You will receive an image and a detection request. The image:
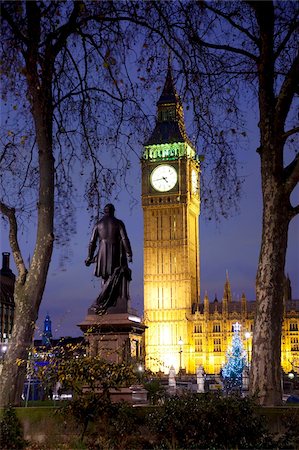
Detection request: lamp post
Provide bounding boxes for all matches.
[137,364,143,383]
[178,337,183,377]
[244,331,251,365]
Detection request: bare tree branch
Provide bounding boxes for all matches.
[274,13,299,60]
[0,202,27,283]
[275,51,299,127]
[189,33,258,62]
[282,126,299,141]
[203,2,259,45]
[290,203,299,219]
[1,4,28,47]
[284,153,299,196]
[46,1,82,59]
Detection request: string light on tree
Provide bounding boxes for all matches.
[222,322,247,392]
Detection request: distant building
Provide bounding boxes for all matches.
[42,314,53,346]
[24,315,85,401]
[191,273,299,375]
[0,252,15,355]
[142,65,299,375]
[35,314,84,353]
[34,334,84,353]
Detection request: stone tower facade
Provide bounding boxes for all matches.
[142,66,201,373]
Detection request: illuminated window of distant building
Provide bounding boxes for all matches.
[291,337,299,351]
[214,338,221,352]
[290,322,298,331]
[213,323,221,333]
[195,338,202,352]
[194,325,202,333]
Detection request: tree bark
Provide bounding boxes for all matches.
[0,121,54,407]
[0,286,38,405]
[248,1,290,406]
[250,172,289,405]
[0,144,54,406]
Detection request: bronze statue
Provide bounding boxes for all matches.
[85,204,133,313]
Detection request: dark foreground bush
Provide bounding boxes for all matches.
[10,394,299,449]
[277,408,299,449]
[84,402,155,450]
[0,405,28,449]
[147,393,276,449]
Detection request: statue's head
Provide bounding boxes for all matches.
[104,203,115,216]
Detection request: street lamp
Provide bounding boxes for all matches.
[137,364,144,383]
[1,344,7,362]
[244,331,251,365]
[178,337,183,376]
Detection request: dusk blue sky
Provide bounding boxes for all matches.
[1,3,298,342]
[2,103,298,339]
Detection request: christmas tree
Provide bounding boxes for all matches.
[222,322,247,392]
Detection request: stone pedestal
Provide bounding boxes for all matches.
[78,306,146,365]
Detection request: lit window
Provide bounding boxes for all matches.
[214,338,221,352]
[195,338,202,352]
[291,337,299,351]
[213,324,221,333]
[194,325,202,333]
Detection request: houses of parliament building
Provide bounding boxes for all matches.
[141,65,299,376]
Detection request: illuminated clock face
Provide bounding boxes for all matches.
[192,169,198,194]
[150,164,178,192]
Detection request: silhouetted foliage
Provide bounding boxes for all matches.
[0,405,27,449]
[147,393,276,449]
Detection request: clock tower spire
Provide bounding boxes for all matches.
[142,64,201,374]
[144,63,192,149]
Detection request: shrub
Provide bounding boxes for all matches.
[0,405,27,450]
[144,379,166,405]
[277,409,299,449]
[62,392,113,441]
[147,393,276,449]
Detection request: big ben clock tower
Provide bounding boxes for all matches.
[142,66,201,373]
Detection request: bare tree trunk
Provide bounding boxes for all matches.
[0,237,54,406]
[0,167,54,405]
[0,53,54,406]
[0,289,36,405]
[250,159,289,405]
